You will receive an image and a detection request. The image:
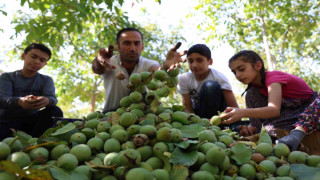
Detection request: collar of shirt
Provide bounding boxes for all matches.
[117,55,141,67]
[115,55,141,75]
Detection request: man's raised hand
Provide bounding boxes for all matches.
[163,42,187,71]
[97,45,116,69]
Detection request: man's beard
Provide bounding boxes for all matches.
[122,53,140,63]
[124,57,139,63]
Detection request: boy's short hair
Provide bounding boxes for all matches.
[24,43,52,60]
[187,44,211,60]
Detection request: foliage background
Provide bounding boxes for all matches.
[0,0,319,118]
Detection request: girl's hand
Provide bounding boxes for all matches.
[238,125,257,136]
[220,107,244,124]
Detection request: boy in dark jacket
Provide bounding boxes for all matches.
[0,43,63,140]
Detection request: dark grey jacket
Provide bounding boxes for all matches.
[0,70,57,121]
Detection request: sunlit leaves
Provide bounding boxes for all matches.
[194,0,320,90]
[0,9,7,16]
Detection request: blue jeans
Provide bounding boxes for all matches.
[194,81,227,119]
[0,106,63,140]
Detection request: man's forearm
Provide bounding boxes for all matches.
[46,96,58,107]
[0,97,19,110]
[185,106,195,114]
[0,75,19,110]
[182,95,194,114]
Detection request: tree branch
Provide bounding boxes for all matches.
[278,25,291,61]
[67,33,85,59]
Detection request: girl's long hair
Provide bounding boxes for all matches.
[229,50,266,96]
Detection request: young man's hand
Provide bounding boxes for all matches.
[97,45,117,70]
[18,95,49,110]
[34,96,50,109]
[163,42,187,71]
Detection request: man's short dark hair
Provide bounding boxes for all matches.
[116,28,143,43]
[187,44,211,60]
[24,43,52,60]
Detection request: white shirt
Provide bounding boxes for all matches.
[102,55,159,112]
[177,68,232,108]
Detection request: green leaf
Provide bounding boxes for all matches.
[49,167,71,180]
[38,124,64,142]
[14,130,33,148]
[44,3,51,9]
[118,0,124,6]
[0,161,53,180]
[169,147,198,166]
[54,128,79,142]
[0,160,26,177]
[258,125,272,145]
[177,124,206,138]
[26,169,54,180]
[15,24,25,33]
[156,153,171,172]
[0,10,7,16]
[169,165,189,180]
[230,143,252,165]
[114,6,121,15]
[14,130,32,140]
[76,23,83,34]
[50,123,76,136]
[70,170,89,180]
[290,164,320,180]
[49,166,89,180]
[20,0,27,6]
[174,141,190,149]
[95,0,103,5]
[167,142,175,152]
[104,0,113,10]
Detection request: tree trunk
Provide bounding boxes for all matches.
[91,82,97,112]
[260,14,276,70]
[91,79,103,112]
